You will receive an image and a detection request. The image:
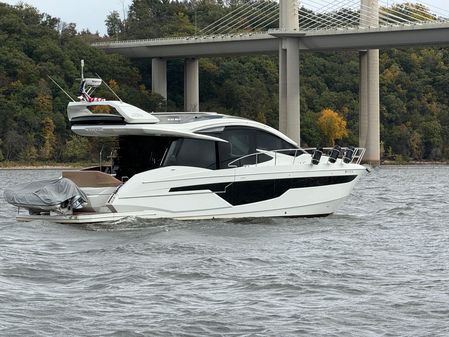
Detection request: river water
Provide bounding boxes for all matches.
[0,167,448,336]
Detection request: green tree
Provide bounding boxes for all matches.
[63,135,91,161]
[105,11,124,38]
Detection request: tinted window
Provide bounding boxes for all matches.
[220,127,256,156]
[199,126,297,168]
[228,132,251,156]
[220,127,295,153]
[163,138,216,169]
[217,142,233,169]
[255,130,292,150]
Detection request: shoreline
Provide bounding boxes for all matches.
[1,161,449,170]
[380,160,449,166]
[0,162,95,170]
[0,166,83,170]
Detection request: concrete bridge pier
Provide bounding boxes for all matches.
[279,38,301,144]
[279,0,300,144]
[359,0,380,165]
[359,50,380,165]
[184,58,199,112]
[151,58,167,99]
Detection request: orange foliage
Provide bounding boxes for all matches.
[34,94,52,113]
[318,108,348,146]
[108,79,119,92]
[40,116,56,159]
[89,105,112,114]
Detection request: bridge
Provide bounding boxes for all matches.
[94,0,449,165]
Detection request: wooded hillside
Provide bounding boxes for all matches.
[1,1,449,162]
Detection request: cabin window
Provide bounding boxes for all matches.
[217,142,234,169]
[219,126,295,154]
[228,132,252,156]
[115,136,174,179]
[255,130,293,151]
[163,138,217,169]
[198,126,299,168]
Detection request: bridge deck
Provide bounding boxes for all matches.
[94,23,449,58]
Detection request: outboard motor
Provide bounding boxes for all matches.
[311,147,323,165]
[328,145,341,163]
[343,146,355,163]
[71,195,86,210]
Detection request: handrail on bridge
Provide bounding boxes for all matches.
[92,31,272,47]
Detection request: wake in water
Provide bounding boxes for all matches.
[1,167,449,336]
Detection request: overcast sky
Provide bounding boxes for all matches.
[2,0,133,35]
[2,0,449,36]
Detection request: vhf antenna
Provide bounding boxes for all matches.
[96,73,123,102]
[81,59,84,80]
[48,76,76,102]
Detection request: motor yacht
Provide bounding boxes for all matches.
[4,71,367,224]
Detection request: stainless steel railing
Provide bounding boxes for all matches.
[228,147,366,168]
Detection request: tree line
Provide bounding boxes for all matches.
[1,1,449,163]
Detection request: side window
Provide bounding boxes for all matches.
[197,126,298,169]
[217,142,233,169]
[221,127,256,156]
[255,130,294,150]
[163,139,216,169]
[228,133,251,156]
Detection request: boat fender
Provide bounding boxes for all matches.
[343,146,355,163]
[311,147,323,165]
[328,145,341,163]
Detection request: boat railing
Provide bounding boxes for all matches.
[227,151,274,168]
[228,147,366,168]
[302,147,366,165]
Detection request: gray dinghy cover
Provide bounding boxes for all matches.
[4,178,88,211]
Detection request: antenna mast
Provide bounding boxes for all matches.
[48,76,76,102]
[96,73,123,102]
[81,59,85,80]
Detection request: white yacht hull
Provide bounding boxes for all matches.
[16,197,347,224]
[16,160,366,224]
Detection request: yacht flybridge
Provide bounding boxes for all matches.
[5,65,367,224]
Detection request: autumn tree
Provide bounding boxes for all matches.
[317,108,348,146]
[40,116,56,160]
[34,93,52,113]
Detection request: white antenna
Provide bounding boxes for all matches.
[48,76,76,102]
[96,73,123,102]
[81,59,85,80]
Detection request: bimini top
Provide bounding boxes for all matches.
[68,100,296,146]
[68,100,160,124]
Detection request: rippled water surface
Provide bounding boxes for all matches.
[1,167,449,336]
